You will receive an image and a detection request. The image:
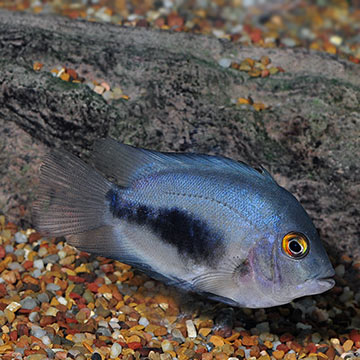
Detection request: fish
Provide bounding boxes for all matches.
[33,138,335,308]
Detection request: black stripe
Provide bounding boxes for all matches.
[106,188,224,263]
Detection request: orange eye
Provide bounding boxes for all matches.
[282,232,309,259]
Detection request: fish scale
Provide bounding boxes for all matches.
[127,170,282,245]
[34,138,335,308]
[106,185,225,265]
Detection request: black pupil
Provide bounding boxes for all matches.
[289,239,302,254]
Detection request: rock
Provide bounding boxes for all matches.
[37,292,50,303]
[172,328,185,343]
[311,333,321,343]
[272,341,282,350]
[5,301,21,312]
[67,349,81,358]
[343,340,354,352]
[91,353,102,360]
[14,347,25,355]
[161,340,174,352]
[109,319,120,329]
[296,322,312,330]
[14,232,27,243]
[340,287,354,303]
[43,254,59,264]
[38,248,48,257]
[30,326,47,338]
[20,297,38,310]
[110,342,122,358]
[144,281,155,289]
[160,353,172,360]
[59,255,75,266]
[4,309,15,323]
[45,348,55,359]
[14,248,25,257]
[25,354,48,360]
[95,305,111,318]
[33,259,44,270]
[218,58,232,68]
[41,335,51,345]
[256,322,270,333]
[8,262,24,271]
[210,335,225,347]
[32,269,42,278]
[281,37,296,47]
[312,307,329,322]
[96,327,112,337]
[45,307,59,317]
[186,319,197,338]
[72,284,85,295]
[2,271,17,284]
[273,350,285,360]
[83,289,95,304]
[5,245,14,253]
[46,283,60,292]
[260,333,274,342]
[29,312,40,322]
[72,333,86,344]
[335,264,345,277]
[139,316,150,327]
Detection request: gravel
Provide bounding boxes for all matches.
[0,168,359,359]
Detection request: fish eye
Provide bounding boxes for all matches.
[282,232,309,259]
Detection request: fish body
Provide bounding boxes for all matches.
[34,138,335,308]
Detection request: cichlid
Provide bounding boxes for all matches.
[34,138,335,308]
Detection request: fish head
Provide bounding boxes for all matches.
[241,189,335,308]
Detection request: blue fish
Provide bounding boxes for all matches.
[34,138,335,308]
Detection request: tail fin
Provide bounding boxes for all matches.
[33,150,112,237]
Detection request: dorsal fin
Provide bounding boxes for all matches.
[90,138,276,187]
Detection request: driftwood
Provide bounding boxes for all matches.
[0,9,359,259]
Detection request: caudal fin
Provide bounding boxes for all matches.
[33,150,112,237]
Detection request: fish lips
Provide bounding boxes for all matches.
[307,277,335,293]
[272,268,335,305]
[299,271,336,297]
[271,276,335,307]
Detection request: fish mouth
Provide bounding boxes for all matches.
[308,267,335,289]
[313,277,335,289]
[276,277,335,304]
[303,275,335,295]
[285,272,335,301]
[315,268,336,289]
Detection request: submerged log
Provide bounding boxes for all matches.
[0,9,359,258]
